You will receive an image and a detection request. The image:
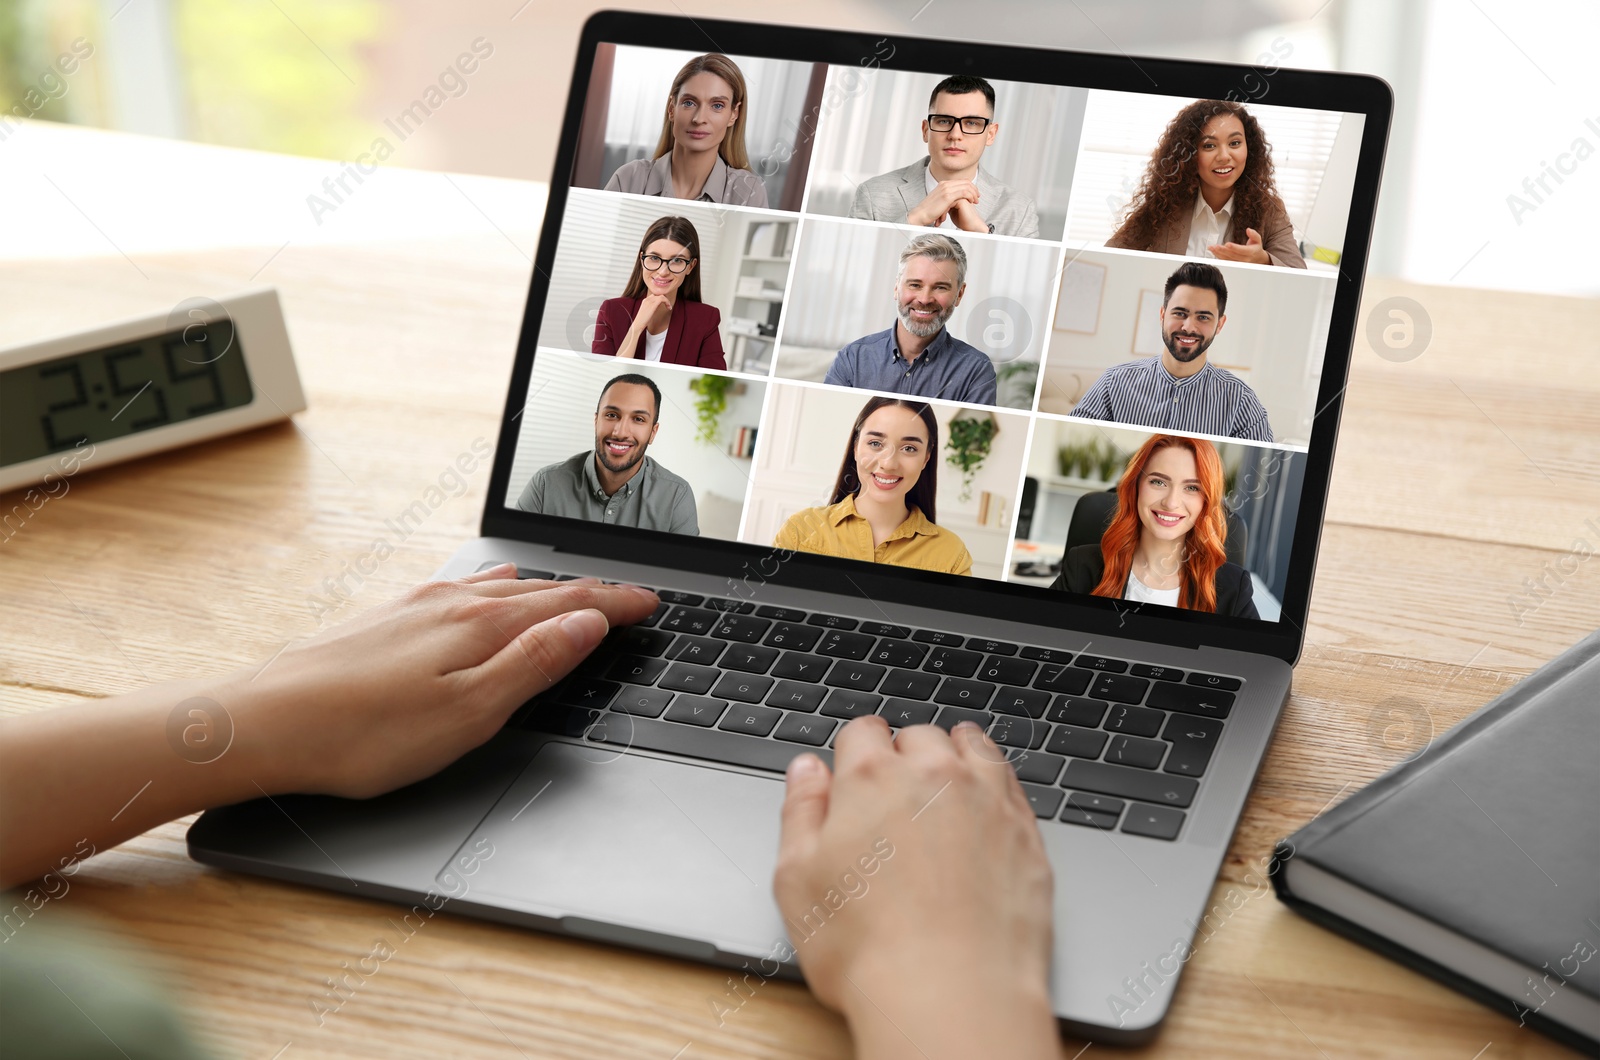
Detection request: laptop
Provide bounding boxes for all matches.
[190,12,1391,1043]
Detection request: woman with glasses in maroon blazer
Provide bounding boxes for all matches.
[592,215,727,371]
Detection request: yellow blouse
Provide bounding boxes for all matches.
[773,495,973,576]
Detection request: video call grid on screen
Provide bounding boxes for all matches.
[505,39,1366,626]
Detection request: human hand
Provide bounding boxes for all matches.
[773,717,1058,1059]
[0,565,658,887]
[1208,227,1271,264]
[229,564,659,798]
[907,180,979,228]
[947,195,990,233]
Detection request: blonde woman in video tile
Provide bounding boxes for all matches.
[774,396,972,575]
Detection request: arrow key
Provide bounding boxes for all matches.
[1120,802,1186,841]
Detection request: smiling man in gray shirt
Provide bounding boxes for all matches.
[516,373,699,534]
[823,233,998,407]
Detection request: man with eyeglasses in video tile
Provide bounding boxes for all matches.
[849,75,1040,239]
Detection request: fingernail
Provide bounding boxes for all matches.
[557,608,608,649]
[954,720,984,734]
[787,753,821,779]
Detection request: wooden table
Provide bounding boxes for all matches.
[3,123,1595,1059]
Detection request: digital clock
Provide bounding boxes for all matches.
[0,288,306,492]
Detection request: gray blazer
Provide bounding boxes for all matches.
[849,158,1040,239]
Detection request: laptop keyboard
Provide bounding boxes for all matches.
[488,565,1242,842]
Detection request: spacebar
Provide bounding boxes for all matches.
[590,715,835,773]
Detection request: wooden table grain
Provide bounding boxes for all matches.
[2,125,1594,1059]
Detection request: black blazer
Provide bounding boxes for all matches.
[1049,544,1260,620]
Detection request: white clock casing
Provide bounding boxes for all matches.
[0,287,306,493]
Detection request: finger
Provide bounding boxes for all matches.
[459,562,517,584]
[455,575,610,599]
[469,606,613,716]
[890,721,958,760]
[1246,227,1262,245]
[777,753,833,867]
[948,720,1009,768]
[832,714,893,773]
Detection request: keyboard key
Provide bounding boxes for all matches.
[718,704,782,737]
[1090,673,1151,705]
[518,703,601,736]
[881,668,938,699]
[990,685,1050,718]
[1021,646,1073,664]
[1061,760,1198,808]
[1035,664,1092,696]
[1045,725,1107,759]
[935,678,996,709]
[1046,697,1108,728]
[657,590,705,606]
[977,656,1037,685]
[1104,704,1165,737]
[772,652,831,682]
[1009,750,1066,784]
[1020,783,1064,818]
[1148,682,1235,719]
[764,622,822,652]
[585,716,832,773]
[704,597,755,613]
[825,660,886,692]
[553,574,583,581]
[1161,714,1225,777]
[988,716,1050,750]
[766,680,826,713]
[860,621,912,638]
[613,684,673,718]
[1066,792,1125,816]
[605,655,668,685]
[821,689,881,719]
[1187,671,1242,691]
[933,706,993,731]
[923,646,982,677]
[661,606,718,636]
[815,630,875,661]
[712,673,775,704]
[882,699,937,727]
[638,601,671,628]
[774,713,836,746]
[869,639,927,669]
[556,678,619,710]
[806,613,859,630]
[1060,807,1119,829]
[755,605,806,622]
[1105,735,1167,770]
[663,696,727,727]
[668,636,726,667]
[712,614,772,643]
[1121,803,1186,841]
[722,644,779,674]
[1075,655,1129,674]
[1131,664,1184,682]
[966,638,1019,656]
[911,629,965,646]
[619,626,675,657]
[658,663,719,696]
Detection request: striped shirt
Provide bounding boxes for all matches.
[1070,357,1274,442]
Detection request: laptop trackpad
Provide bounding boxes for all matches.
[443,740,789,957]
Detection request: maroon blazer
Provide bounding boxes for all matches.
[592,296,727,370]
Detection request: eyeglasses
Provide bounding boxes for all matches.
[927,114,992,134]
[640,252,693,273]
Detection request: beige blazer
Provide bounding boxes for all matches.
[850,158,1041,239]
[1108,196,1306,268]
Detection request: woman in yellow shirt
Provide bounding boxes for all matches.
[774,396,974,576]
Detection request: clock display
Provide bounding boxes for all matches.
[0,320,254,465]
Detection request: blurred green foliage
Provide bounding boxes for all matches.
[176,0,385,159]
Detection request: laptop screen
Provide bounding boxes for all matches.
[502,38,1367,630]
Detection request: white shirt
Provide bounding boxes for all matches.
[642,327,666,362]
[1186,192,1235,259]
[924,165,960,231]
[1124,569,1180,607]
